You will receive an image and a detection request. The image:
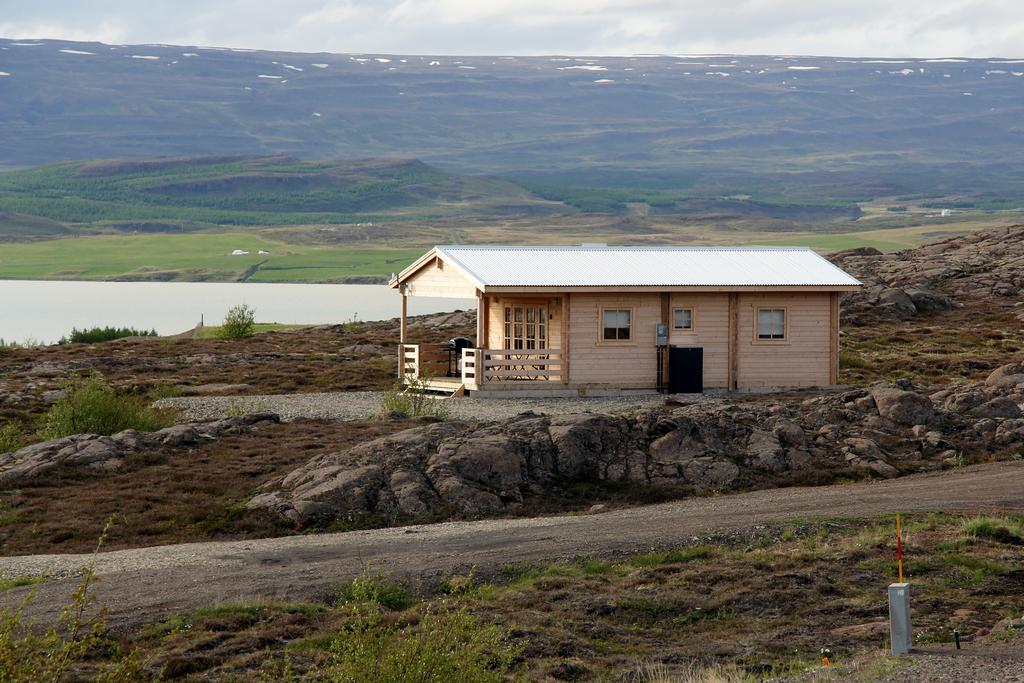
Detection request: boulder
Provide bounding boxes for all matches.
[904,287,952,312]
[429,435,526,501]
[870,384,935,425]
[844,437,883,459]
[986,362,1024,388]
[649,425,707,464]
[971,397,1022,420]
[746,429,785,473]
[995,420,1024,446]
[944,391,986,413]
[683,457,740,490]
[0,414,281,485]
[869,461,898,479]
[153,424,210,447]
[288,464,385,520]
[877,288,917,317]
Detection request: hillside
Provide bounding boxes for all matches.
[0,156,563,238]
[1,39,1023,206]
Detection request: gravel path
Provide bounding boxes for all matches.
[157,390,695,423]
[880,640,1024,682]
[2,461,1023,631]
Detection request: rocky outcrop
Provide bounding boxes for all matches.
[870,382,935,425]
[250,368,1024,526]
[833,225,1024,324]
[0,413,280,485]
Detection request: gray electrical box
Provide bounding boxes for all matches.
[656,323,668,346]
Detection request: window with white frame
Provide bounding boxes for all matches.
[757,308,786,340]
[673,308,693,331]
[602,309,631,341]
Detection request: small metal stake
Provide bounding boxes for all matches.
[953,628,961,650]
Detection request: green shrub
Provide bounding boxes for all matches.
[0,422,25,454]
[340,314,368,334]
[379,375,449,419]
[38,372,176,439]
[961,516,1023,543]
[59,326,158,344]
[0,519,142,681]
[320,602,519,682]
[628,546,714,568]
[217,303,256,339]
[839,351,868,369]
[336,572,413,611]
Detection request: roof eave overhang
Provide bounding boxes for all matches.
[482,284,863,294]
[390,247,438,289]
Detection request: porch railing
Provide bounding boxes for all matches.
[400,343,450,379]
[464,348,562,384]
[403,345,563,386]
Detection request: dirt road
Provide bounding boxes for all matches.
[3,461,1023,629]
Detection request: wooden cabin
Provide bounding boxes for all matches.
[390,245,862,397]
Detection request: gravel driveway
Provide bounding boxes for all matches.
[3,461,1023,632]
[157,390,699,423]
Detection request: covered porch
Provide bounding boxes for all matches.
[400,343,563,394]
[393,249,568,395]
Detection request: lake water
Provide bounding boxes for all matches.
[0,280,475,344]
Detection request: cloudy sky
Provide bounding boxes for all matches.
[2,0,1022,57]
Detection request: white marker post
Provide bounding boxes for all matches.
[889,582,912,654]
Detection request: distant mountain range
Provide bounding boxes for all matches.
[0,39,1023,204]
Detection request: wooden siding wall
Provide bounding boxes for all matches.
[404,258,478,298]
[568,293,661,387]
[668,293,730,389]
[563,291,834,390]
[735,292,832,387]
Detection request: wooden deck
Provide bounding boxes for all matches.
[401,343,565,396]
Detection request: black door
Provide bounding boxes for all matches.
[669,346,703,394]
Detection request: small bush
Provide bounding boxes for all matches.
[217,303,256,339]
[0,421,25,454]
[0,338,46,352]
[634,660,749,683]
[628,546,714,568]
[0,518,141,681]
[379,375,449,419]
[340,314,368,334]
[321,602,518,682]
[59,326,158,345]
[38,372,176,439]
[961,516,1023,544]
[336,571,413,611]
[839,351,868,369]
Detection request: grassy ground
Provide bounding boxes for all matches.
[35,512,1024,680]
[0,420,417,555]
[839,305,1024,387]
[191,323,309,339]
[2,199,1021,282]
[0,233,422,282]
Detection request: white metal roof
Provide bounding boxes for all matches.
[425,245,862,289]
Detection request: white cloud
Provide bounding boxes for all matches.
[0,1,1021,57]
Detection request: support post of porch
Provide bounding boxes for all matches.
[400,287,408,344]
[476,289,485,349]
[399,287,408,379]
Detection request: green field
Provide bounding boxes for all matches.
[0,233,421,282]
